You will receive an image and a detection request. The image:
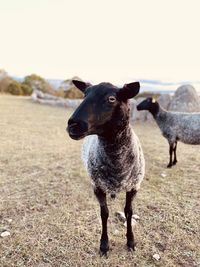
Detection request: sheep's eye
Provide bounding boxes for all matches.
[108,96,116,103]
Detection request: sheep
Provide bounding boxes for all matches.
[137,97,200,167]
[67,80,145,256]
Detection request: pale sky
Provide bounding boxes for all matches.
[0,0,199,84]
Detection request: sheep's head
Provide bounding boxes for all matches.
[67,80,140,140]
[137,97,159,114]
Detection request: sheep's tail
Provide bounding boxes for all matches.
[110,193,116,199]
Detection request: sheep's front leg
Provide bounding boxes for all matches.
[124,189,137,251]
[94,187,109,256]
[173,141,178,165]
[167,143,174,168]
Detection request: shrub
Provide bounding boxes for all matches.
[23,74,56,95]
[136,92,161,99]
[7,81,23,95]
[64,86,84,99]
[21,84,33,95]
[56,88,66,98]
[0,77,12,93]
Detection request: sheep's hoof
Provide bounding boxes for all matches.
[127,240,135,252]
[110,193,116,199]
[167,163,172,168]
[99,249,108,257]
[100,240,109,257]
[173,160,177,165]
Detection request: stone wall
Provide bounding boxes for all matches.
[32,84,200,122]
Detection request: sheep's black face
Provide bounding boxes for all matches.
[137,97,159,116]
[137,97,154,110]
[67,80,140,140]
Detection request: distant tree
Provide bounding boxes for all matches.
[0,69,13,93]
[64,87,84,99]
[23,74,56,95]
[0,69,8,80]
[57,76,84,99]
[56,88,65,98]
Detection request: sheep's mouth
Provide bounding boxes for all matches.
[68,131,87,140]
[67,120,88,140]
[67,126,88,140]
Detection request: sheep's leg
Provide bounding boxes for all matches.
[94,187,109,256]
[124,188,137,251]
[167,143,173,168]
[173,141,178,165]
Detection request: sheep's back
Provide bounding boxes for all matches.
[173,113,200,144]
[156,111,200,145]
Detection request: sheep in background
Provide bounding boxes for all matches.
[137,97,200,167]
[67,80,145,256]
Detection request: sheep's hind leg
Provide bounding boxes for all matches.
[94,187,109,257]
[167,143,174,168]
[124,189,137,251]
[173,141,178,165]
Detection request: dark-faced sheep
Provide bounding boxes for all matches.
[137,97,200,167]
[67,80,145,256]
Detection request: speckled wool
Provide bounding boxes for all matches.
[82,126,145,194]
[154,106,200,145]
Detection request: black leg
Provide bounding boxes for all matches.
[124,189,137,251]
[94,187,109,256]
[173,141,178,165]
[167,143,173,168]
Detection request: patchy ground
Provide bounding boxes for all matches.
[0,95,200,267]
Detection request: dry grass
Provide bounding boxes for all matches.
[0,95,200,267]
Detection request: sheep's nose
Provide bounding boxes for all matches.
[67,118,88,139]
[68,118,78,128]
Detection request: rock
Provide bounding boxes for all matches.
[152,253,161,261]
[116,212,140,225]
[1,231,10,237]
[161,173,167,178]
[5,218,12,223]
[31,89,82,109]
[157,94,172,110]
[132,219,137,227]
[115,211,126,222]
[132,214,140,220]
[123,218,137,228]
[113,229,120,236]
[130,98,153,122]
[169,84,200,112]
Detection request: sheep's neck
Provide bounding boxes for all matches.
[149,103,160,118]
[154,107,168,130]
[98,124,132,154]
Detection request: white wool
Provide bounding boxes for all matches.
[155,107,200,145]
[81,127,145,194]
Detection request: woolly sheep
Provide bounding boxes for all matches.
[137,97,200,167]
[67,80,145,256]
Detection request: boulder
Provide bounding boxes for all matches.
[157,94,172,110]
[168,84,200,112]
[130,98,153,122]
[31,89,82,109]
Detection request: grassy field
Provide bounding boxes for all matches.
[0,95,200,267]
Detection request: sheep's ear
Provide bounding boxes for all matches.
[117,82,140,101]
[72,80,91,93]
[152,98,156,103]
